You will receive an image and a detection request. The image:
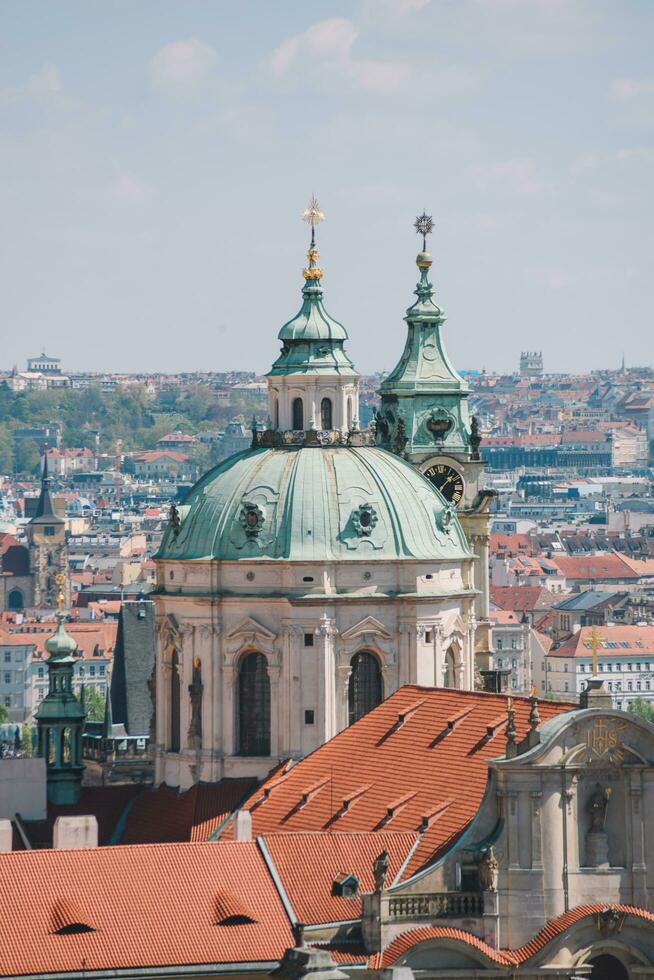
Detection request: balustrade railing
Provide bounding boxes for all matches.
[387,892,484,919]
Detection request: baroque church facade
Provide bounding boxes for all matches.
[153,211,491,789]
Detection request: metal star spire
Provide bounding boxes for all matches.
[302,195,325,247]
[414,211,434,251]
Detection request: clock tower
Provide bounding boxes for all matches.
[376,215,495,681]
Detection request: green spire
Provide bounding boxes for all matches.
[267,198,357,378]
[36,577,85,804]
[377,215,473,459]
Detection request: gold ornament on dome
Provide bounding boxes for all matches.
[55,572,67,613]
[301,196,325,279]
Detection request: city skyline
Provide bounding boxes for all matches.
[1,1,653,375]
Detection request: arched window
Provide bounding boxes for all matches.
[321,397,333,430]
[7,589,23,611]
[445,646,457,689]
[348,652,382,725]
[237,652,271,756]
[169,650,181,753]
[347,397,353,429]
[292,397,304,431]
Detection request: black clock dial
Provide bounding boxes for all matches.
[424,463,464,505]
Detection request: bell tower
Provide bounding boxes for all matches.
[27,453,70,609]
[376,214,495,683]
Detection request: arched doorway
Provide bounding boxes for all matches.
[237,652,271,756]
[320,397,333,430]
[292,397,304,431]
[7,589,23,611]
[169,650,180,753]
[589,954,629,980]
[348,652,382,725]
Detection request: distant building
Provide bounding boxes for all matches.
[27,353,61,374]
[520,351,543,378]
[219,418,251,459]
[544,624,654,710]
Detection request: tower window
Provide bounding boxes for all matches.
[44,527,55,537]
[292,398,304,431]
[304,709,315,725]
[348,652,382,725]
[237,652,271,757]
[304,633,314,647]
[320,397,333,430]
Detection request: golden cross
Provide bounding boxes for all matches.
[54,573,66,613]
[589,625,605,677]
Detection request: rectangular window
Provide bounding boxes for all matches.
[89,665,96,677]
[3,673,10,685]
[99,665,105,676]
[512,658,517,669]
[496,639,503,650]
[37,667,44,679]
[3,696,10,707]
[511,639,517,649]
[44,526,55,537]
[628,681,633,691]
[564,682,569,692]
[3,652,10,663]
[304,633,314,647]
[304,709,315,725]
[497,657,503,668]
[511,679,517,690]
[425,631,432,644]
[38,689,44,700]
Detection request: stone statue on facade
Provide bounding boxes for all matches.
[373,850,390,893]
[470,415,482,458]
[169,504,181,537]
[478,847,498,892]
[588,783,611,832]
[392,416,408,457]
[187,657,203,749]
[585,782,612,868]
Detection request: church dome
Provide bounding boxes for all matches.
[157,445,470,563]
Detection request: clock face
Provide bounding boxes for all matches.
[424,463,464,505]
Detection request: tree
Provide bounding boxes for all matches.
[0,425,14,474]
[628,698,654,724]
[0,703,8,725]
[20,724,33,757]
[544,691,563,702]
[84,687,106,723]
[14,438,41,476]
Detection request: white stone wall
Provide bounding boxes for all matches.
[153,556,476,789]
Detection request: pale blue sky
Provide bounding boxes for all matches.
[1,0,652,374]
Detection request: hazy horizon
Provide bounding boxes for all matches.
[1,1,653,377]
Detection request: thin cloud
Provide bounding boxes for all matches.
[0,62,64,107]
[269,17,410,95]
[611,78,654,101]
[148,39,217,96]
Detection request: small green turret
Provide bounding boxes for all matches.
[36,574,85,804]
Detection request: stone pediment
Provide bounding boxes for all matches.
[226,617,277,644]
[498,709,654,770]
[341,616,392,641]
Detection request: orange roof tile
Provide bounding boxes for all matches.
[262,831,417,925]
[227,686,570,880]
[372,904,654,967]
[551,554,639,581]
[0,841,293,975]
[120,779,257,845]
[549,624,654,658]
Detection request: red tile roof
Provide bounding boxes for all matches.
[120,779,258,845]
[0,841,293,975]
[225,686,570,880]
[490,533,534,557]
[262,831,417,925]
[372,904,654,967]
[551,554,639,581]
[4,622,117,661]
[549,624,654,659]
[490,586,555,613]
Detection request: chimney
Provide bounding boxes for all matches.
[0,820,13,852]
[53,815,98,849]
[233,809,252,842]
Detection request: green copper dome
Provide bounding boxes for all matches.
[268,245,357,379]
[157,446,470,563]
[45,613,77,659]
